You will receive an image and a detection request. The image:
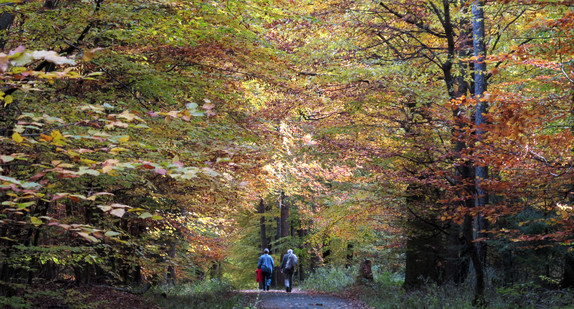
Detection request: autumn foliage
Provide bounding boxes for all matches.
[1,0,574,307]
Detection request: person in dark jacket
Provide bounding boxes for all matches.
[257,248,274,291]
[280,249,298,292]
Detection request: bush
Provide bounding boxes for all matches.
[372,265,404,288]
[299,266,356,293]
[357,267,574,309]
[149,279,249,309]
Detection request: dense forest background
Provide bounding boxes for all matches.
[1,0,574,308]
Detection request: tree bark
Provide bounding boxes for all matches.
[561,250,574,288]
[258,198,268,250]
[471,0,488,304]
[404,184,445,288]
[166,240,176,285]
[358,259,373,281]
[280,191,289,238]
[0,12,15,50]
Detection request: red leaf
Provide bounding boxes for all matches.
[29,172,46,181]
[142,163,155,170]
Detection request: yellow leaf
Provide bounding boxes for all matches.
[110,147,129,154]
[51,130,63,140]
[30,216,42,226]
[12,132,24,143]
[118,136,130,142]
[81,158,98,165]
[4,95,13,106]
[82,48,103,62]
[102,165,114,174]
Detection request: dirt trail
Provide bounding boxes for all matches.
[241,289,370,309]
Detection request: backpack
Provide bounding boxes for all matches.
[285,253,297,270]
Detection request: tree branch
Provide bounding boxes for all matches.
[379,2,447,38]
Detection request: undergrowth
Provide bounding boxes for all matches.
[148,278,253,309]
[300,266,574,309]
[298,265,357,293]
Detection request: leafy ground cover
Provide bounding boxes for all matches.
[147,279,251,309]
[1,283,160,309]
[298,266,574,309]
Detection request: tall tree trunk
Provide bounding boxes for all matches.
[280,191,289,239]
[258,198,268,250]
[471,0,487,304]
[561,250,574,288]
[446,1,474,283]
[166,240,176,285]
[404,184,445,289]
[446,222,469,283]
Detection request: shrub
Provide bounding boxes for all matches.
[299,266,356,293]
[149,278,248,309]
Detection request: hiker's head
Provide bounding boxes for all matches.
[264,248,269,254]
[287,249,293,254]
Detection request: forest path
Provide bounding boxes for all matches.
[240,289,371,308]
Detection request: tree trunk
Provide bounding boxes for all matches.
[502,249,514,285]
[471,0,488,305]
[280,191,289,238]
[258,198,268,250]
[463,215,486,306]
[0,12,15,50]
[443,0,476,285]
[403,184,445,288]
[445,222,469,283]
[166,240,176,285]
[358,259,373,282]
[561,251,574,288]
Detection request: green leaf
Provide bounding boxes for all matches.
[139,212,153,219]
[77,232,98,243]
[1,155,14,163]
[77,166,101,176]
[17,202,35,209]
[105,231,121,237]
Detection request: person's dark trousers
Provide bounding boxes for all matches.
[284,269,294,292]
[263,271,272,291]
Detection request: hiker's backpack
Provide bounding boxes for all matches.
[285,253,297,270]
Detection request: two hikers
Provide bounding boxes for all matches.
[257,248,298,292]
[280,249,298,292]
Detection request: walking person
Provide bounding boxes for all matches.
[280,249,298,292]
[258,248,274,291]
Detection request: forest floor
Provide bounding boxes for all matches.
[240,288,372,309]
[20,283,160,309]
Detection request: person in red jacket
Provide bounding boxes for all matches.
[256,268,263,289]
